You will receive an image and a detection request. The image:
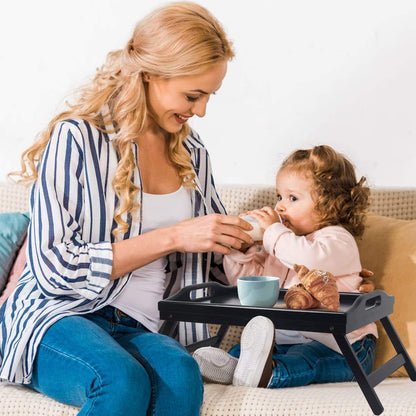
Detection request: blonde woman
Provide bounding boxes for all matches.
[0,3,252,415]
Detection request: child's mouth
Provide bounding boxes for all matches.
[278,213,285,225]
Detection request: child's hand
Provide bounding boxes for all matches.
[245,206,281,231]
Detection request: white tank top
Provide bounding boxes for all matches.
[111,186,192,332]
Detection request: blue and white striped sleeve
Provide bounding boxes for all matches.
[207,165,228,283]
[193,133,228,282]
[27,121,113,300]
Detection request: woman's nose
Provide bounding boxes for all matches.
[192,98,208,118]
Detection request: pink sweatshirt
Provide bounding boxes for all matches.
[224,223,378,351]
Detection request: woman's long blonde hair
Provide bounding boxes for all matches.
[11,2,234,237]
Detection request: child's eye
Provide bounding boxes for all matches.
[276,194,282,201]
[289,195,297,201]
[186,95,199,102]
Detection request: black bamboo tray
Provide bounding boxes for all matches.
[158,282,416,415]
[159,282,393,334]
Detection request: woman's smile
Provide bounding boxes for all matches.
[174,113,192,124]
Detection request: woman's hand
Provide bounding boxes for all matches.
[111,214,253,280]
[245,206,281,231]
[171,214,254,255]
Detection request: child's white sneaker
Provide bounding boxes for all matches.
[232,315,275,388]
[193,346,238,384]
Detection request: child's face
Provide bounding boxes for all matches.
[274,169,321,236]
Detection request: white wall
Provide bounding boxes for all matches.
[1,0,415,188]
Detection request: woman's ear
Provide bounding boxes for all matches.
[142,72,151,82]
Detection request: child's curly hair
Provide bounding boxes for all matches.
[280,145,370,237]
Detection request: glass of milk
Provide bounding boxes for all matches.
[240,215,264,241]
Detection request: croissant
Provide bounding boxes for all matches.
[284,284,321,309]
[294,264,340,311]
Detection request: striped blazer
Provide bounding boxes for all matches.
[0,119,227,384]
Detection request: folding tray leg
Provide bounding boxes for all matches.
[159,320,231,353]
[159,319,179,338]
[333,333,384,415]
[379,316,416,380]
[210,324,230,348]
[184,324,230,353]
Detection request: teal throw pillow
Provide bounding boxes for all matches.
[0,212,30,293]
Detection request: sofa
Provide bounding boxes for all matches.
[0,182,415,416]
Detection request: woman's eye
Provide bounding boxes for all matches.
[186,95,199,102]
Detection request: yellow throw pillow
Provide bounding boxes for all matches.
[356,213,416,376]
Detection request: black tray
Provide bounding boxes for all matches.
[159,282,394,335]
[158,282,416,416]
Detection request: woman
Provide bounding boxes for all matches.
[0,3,252,415]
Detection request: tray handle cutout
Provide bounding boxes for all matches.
[167,282,229,302]
[365,295,382,311]
[349,289,394,316]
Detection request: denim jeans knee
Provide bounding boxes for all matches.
[116,327,203,416]
[27,313,203,416]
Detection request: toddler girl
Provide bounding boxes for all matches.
[193,145,377,388]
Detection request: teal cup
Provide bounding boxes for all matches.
[237,276,280,307]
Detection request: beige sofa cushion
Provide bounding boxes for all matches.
[356,213,416,376]
[201,378,416,416]
[1,378,415,416]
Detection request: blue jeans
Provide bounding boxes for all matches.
[229,335,376,388]
[27,306,203,416]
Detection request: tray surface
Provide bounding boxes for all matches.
[159,282,394,334]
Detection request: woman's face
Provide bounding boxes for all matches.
[144,61,228,133]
